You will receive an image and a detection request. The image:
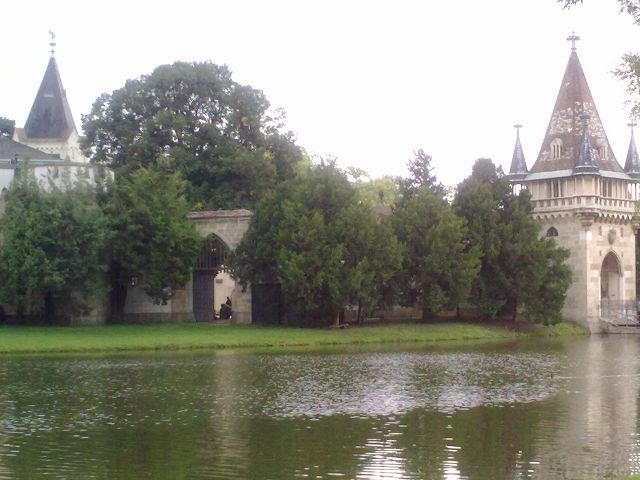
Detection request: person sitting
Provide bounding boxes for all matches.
[220,297,232,319]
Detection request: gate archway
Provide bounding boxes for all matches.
[192,235,231,322]
[601,252,622,315]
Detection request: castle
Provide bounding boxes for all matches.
[4,35,640,329]
[0,40,103,192]
[508,35,640,332]
[0,44,253,325]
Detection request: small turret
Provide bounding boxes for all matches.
[624,122,640,178]
[508,124,528,180]
[574,114,599,174]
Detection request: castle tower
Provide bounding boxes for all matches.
[508,124,528,194]
[625,122,640,200]
[12,35,88,164]
[516,35,639,332]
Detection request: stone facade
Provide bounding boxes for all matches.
[121,210,254,324]
[510,43,640,332]
[526,179,637,331]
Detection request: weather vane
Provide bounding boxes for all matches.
[567,31,580,51]
[49,30,56,55]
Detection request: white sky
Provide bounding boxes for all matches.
[2,0,640,188]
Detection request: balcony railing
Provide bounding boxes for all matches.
[530,195,636,211]
[599,300,639,326]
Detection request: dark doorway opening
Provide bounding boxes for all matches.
[192,235,230,322]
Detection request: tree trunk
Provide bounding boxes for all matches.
[44,292,55,325]
[356,300,363,326]
[109,261,128,319]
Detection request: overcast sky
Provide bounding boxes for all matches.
[2,0,640,187]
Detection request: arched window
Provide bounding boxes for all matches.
[550,138,563,160]
[599,144,607,160]
[546,227,559,237]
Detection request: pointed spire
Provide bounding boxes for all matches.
[508,124,528,179]
[23,51,77,140]
[529,35,622,174]
[574,113,599,174]
[625,122,640,177]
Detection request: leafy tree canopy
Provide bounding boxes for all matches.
[233,162,402,326]
[393,188,480,319]
[350,173,399,208]
[562,0,640,23]
[453,159,571,322]
[100,164,201,311]
[82,61,304,209]
[0,176,109,323]
[0,117,15,137]
[397,149,446,199]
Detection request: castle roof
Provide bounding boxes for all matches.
[23,55,77,140]
[574,114,599,174]
[529,48,623,175]
[624,126,640,178]
[0,135,59,161]
[508,125,528,179]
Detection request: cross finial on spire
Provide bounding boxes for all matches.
[567,31,580,51]
[48,30,56,56]
[513,124,523,137]
[629,121,637,137]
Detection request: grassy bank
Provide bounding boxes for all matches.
[0,321,587,355]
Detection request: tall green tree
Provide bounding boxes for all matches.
[233,163,401,326]
[0,177,109,323]
[520,237,572,325]
[453,159,571,322]
[397,149,446,199]
[393,188,480,320]
[350,173,399,208]
[100,165,201,314]
[453,159,511,318]
[82,61,304,209]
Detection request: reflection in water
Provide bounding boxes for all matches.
[0,337,638,478]
[533,337,640,479]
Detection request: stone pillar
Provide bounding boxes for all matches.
[231,284,252,324]
[580,212,602,332]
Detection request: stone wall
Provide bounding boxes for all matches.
[533,201,637,332]
[120,210,253,324]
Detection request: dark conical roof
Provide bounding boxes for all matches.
[574,115,599,174]
[23,56,77,140]
[625,126,640,177]
[508,126,528,179]
[529,49,622,174]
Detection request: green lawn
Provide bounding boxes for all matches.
[0,321,586,355]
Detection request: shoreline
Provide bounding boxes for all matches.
[0,321,587,355]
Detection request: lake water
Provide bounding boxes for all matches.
[0,335,639,479]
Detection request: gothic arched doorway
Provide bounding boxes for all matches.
[601,252,622,314]
[192,235,232,322]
